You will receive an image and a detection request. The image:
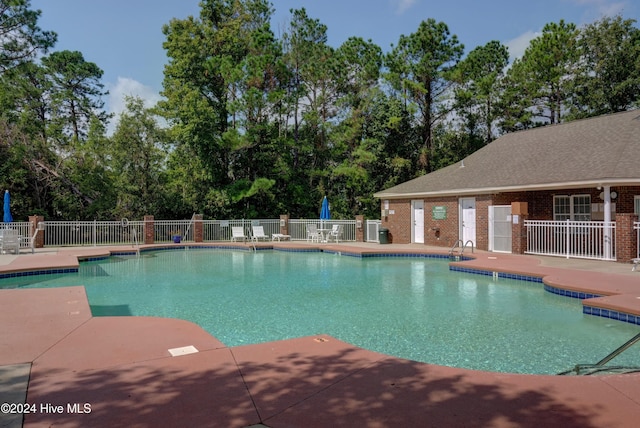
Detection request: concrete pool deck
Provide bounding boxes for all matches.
[1,242,640,427]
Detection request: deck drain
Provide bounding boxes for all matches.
[168,345,199,357]
[314,337,329,343]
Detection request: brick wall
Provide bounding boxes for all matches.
[380,186,640,258]
[616,213,638,262]
[382,195,496,250]
[382,199,412,243]
[424,197,459,248]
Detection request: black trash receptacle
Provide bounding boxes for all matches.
[379,227,389,244]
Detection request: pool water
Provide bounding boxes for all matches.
[3,249,639,374]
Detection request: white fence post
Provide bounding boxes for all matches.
[566,219,570,259]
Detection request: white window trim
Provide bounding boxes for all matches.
[554,194,591,221]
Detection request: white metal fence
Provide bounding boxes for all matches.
[526,220,616,261]
[202,219,281,241]
[288,219,356,241]
[41,220,144,247]
[11,218,360,247]
[0,221,32,250]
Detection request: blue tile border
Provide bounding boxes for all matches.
[0,267,78,279]
[544,284,601,300]
[79,256,111,262]
[449,265,544,283]
[273,247,322,253]
[584,305,640,326]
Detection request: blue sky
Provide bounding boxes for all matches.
[30,0,639,128]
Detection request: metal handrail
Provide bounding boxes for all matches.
[183,213,196,242]
[596,331,640,366]
[558,331,640,375]
[463,240,475,254]
[131,228,140,257]
[449,240,464,256]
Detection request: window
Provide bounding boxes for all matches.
[554,195,570,221]
[634,196,640,216]
[554,194,591,221]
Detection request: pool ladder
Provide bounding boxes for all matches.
[131,228,140,258]
[449,240,474,261]
[558,331,640,375]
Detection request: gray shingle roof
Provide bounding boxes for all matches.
[375,110,640,198]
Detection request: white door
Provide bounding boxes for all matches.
[460,198,476,245]
[412,200,424,244]
[489,205,512,253]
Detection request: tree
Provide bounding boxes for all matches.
[328,37,383,217]
[453,40,508,144]
[0,0,56,74]
[385,19,464,173]
[502,20,578,126]
[160,0,285,218]
[41,50,109,146]
[109,96,168,219]
[570,15,640,117]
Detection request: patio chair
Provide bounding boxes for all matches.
[231,226,247,242]
[251,225,270,242]
[306,224,321,243]
[0,229,20,254]
[327,224,343,243]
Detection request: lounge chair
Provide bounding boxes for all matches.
[251,225,269,242]
[231,226,247,242]
[327,224,343,243]
[272,233,291,241]
[306,224,321,242]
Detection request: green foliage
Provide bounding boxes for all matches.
[41,50,109,145]
[569,15,640,118]
[108,96,168,219]
[453,40,508,143]
[502,20,578,126]
[0,0,56,73]
[385,18,464,172]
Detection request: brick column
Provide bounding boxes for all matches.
[143,215,154,245]
[511,202,528,255]
[29,215,45,248]
[279,214,289,236]
[615,213,637,263]
[355,215,364,242]
[194,214,204,243]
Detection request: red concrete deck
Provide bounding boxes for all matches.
[1,243,640,427]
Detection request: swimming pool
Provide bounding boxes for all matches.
[2,248,639,374]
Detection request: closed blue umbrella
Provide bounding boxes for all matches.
[3,190,12,223]
[320,196,330,220]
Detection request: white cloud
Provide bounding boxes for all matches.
[505,30,540,62]
[567,0,626,19]
[105,77,162,134]
[391,0,417,15]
